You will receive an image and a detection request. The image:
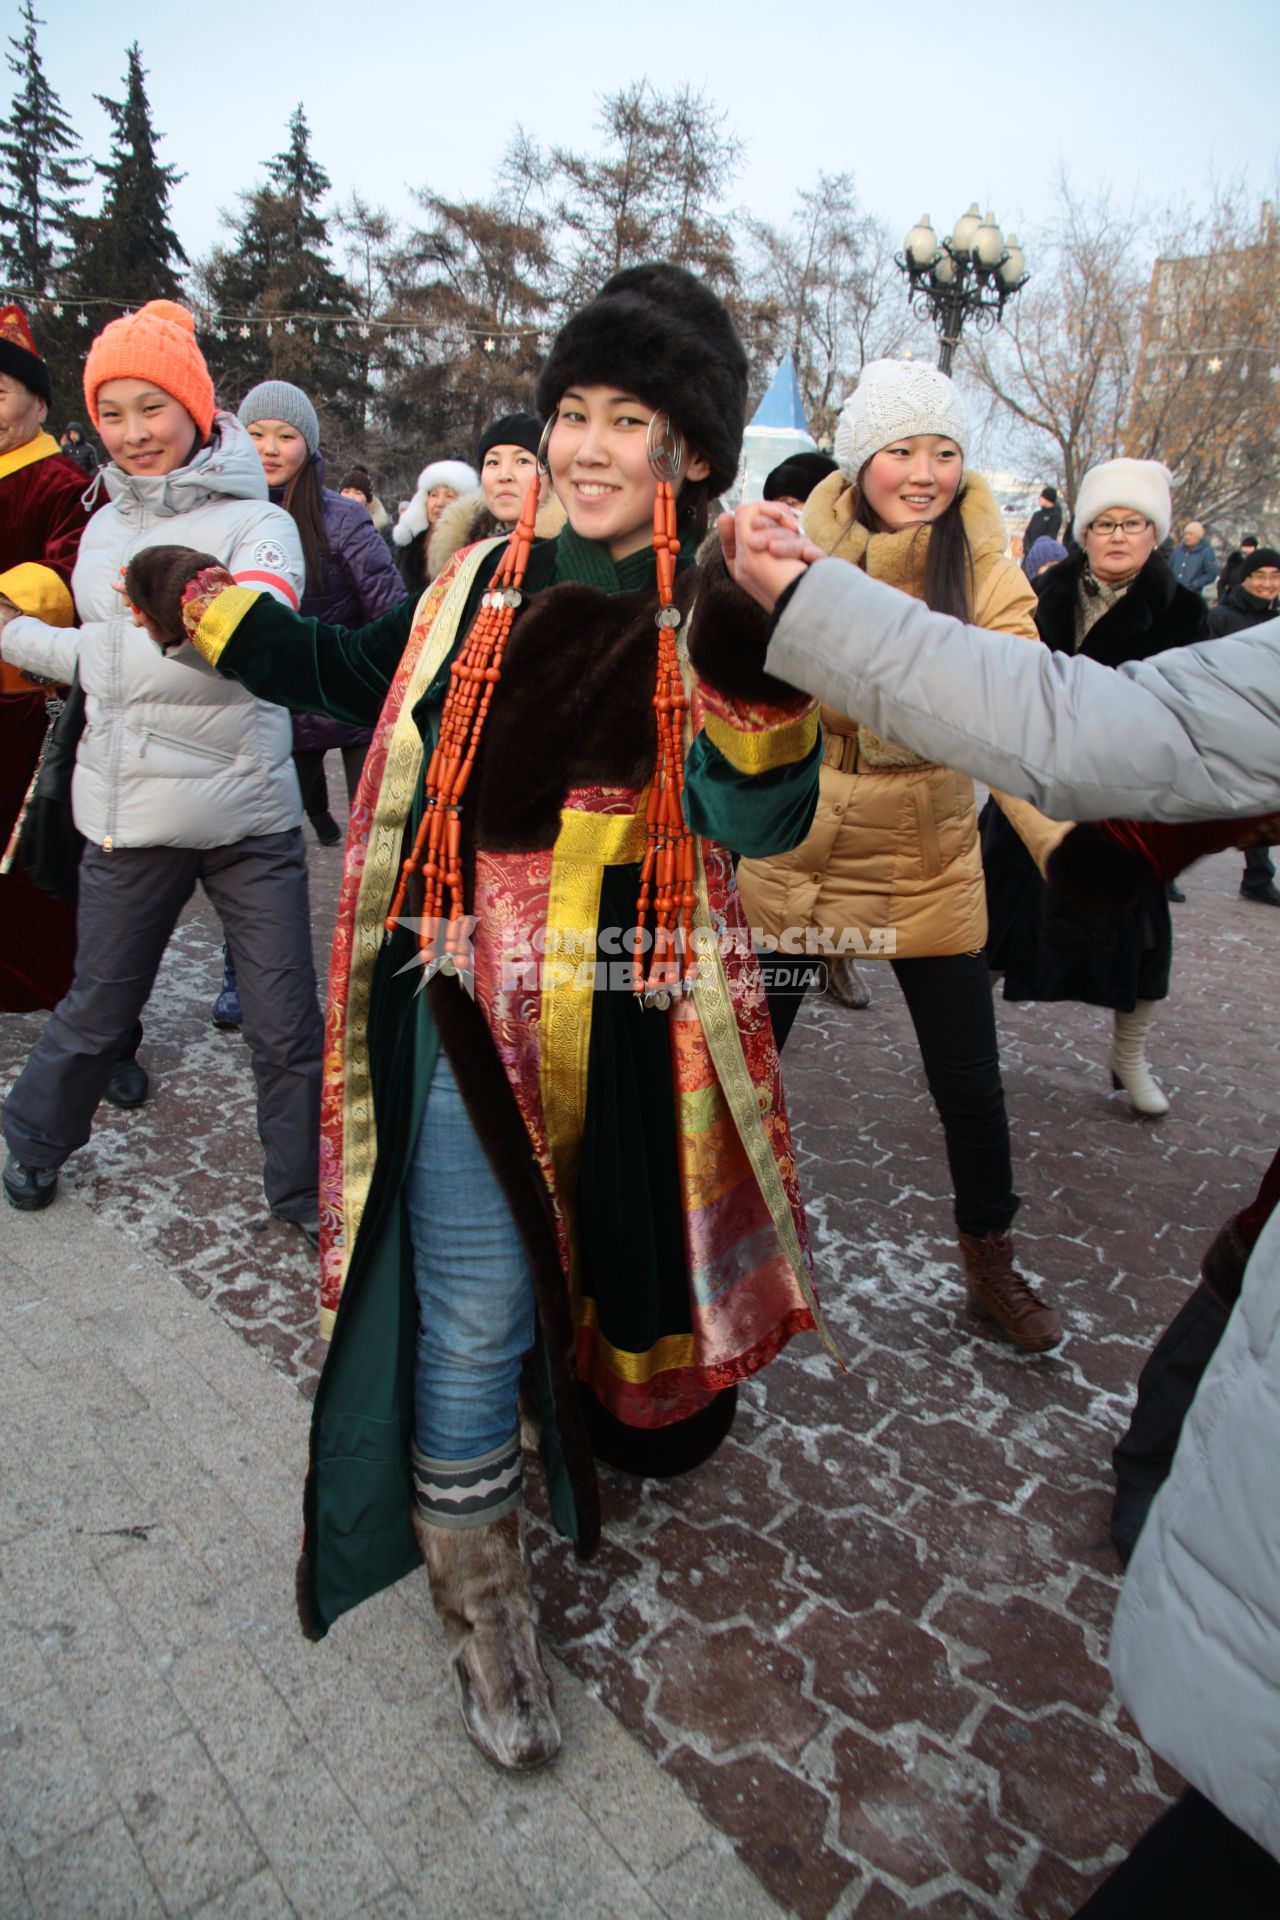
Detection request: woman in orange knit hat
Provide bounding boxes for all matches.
[0,300,325,1246]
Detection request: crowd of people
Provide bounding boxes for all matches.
[1,274,1278,1913]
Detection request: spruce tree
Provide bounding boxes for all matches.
[68,43,186,306]
[0,0,88,293]
[199,106,359,434]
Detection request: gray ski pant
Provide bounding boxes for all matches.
[2,830,322,1221]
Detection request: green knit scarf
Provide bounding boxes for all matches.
[551,520,696,596]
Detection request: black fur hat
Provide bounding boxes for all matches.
[535,262,748,498]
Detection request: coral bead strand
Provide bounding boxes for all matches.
[385,474,541,979]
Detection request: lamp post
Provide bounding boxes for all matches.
[895,204,1028,375]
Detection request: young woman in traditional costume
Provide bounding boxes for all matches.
[124,265,832,1772]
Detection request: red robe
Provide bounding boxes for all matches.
[0,433,95,1011]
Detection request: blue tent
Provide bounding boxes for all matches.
[733,352,817,504]
[750,352,811,433]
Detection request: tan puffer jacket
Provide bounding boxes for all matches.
[737,470,1038,960]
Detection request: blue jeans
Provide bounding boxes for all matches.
[405,1051,534,1461]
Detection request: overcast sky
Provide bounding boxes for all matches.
[33,0,1280,270]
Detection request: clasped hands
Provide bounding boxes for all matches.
[112,547,230,650]
[717,501,824,613]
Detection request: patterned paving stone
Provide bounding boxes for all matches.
[4,831,1277,1917]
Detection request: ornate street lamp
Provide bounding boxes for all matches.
[896,205,1029,375]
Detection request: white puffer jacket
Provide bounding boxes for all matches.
[1,413,305,851]
[1110,1205,1280,1859]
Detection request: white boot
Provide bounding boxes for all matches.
[1109,1002,1169,1117]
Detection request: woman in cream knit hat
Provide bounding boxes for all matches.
[737,357,1063,1354]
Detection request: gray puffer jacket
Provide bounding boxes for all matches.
[1110,1205,1280,1859]
[1,413,305,851]
[764,557,1280,823]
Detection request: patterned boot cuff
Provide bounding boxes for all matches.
[411,1433,522,1529]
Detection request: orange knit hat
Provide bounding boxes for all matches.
[83,299,216,439]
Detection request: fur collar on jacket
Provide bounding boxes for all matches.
[802,466,1011,592]
[1033,548,1209,665]
[426,487,565,581]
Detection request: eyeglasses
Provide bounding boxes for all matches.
[1089,517,1150,538]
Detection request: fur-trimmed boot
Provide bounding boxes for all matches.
[412,1507,561,1771]
[958,1229,1063,1353]
[1109,1001,1169,1117]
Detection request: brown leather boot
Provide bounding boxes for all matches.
[413,1508,561,1771]
[958,1230,1063,1352]
[826,955,871,1008]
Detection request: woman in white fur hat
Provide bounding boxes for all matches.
[734,358,1064,1355]
[391,458,479,596]
[980,457,1209,1119]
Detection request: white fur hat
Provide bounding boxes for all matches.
[1072,458,1173,545]
[415,459,479,497]
[833,359,969,482]
[393,459,480,547]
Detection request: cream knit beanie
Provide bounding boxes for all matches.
[1072,459,1173,545]
[834,359,969,481]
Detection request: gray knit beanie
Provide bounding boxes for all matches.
[237,380,320,456]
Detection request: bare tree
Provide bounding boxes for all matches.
[547,82,743,308]
[1126,188,1280,537]
[963,177,1146,511]
[374,185,553,494]
[744,172,919,440]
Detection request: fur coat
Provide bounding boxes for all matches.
[427,487,565,583]
[982,549,1208,1008]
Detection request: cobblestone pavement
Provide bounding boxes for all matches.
[2,821,1276,1919]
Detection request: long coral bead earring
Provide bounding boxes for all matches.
[386,467,544,983]
[632,415,698,1007]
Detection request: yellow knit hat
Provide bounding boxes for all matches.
[84,300,216,439]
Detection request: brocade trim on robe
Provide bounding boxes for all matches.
[317,558,834,1412]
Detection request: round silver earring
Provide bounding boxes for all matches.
[536,411,557,473]
[645,410,684,484]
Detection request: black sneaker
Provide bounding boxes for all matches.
[310,811,342,846]
[103,1057,149,1108]
[3,1155,59,1211]
[1241,881,1280,907]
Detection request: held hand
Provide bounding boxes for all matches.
[117,547,227,652]
[113,579,172,648]
[718,502,824,613]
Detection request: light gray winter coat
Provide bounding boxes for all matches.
[1,413,305,851]
[766,558,1280,823]
[1110,1208,1280,1859]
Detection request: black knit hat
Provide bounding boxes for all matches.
[1241,546,1280,580]
[339,463,374,500]
[1041,484,1058,503]
[477,412,542,465]
[763,452,838,503]
[0,303,52,406]
[535,263,748,498]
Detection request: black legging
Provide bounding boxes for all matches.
[764,949,1017,1237]
[293,744,369,819]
